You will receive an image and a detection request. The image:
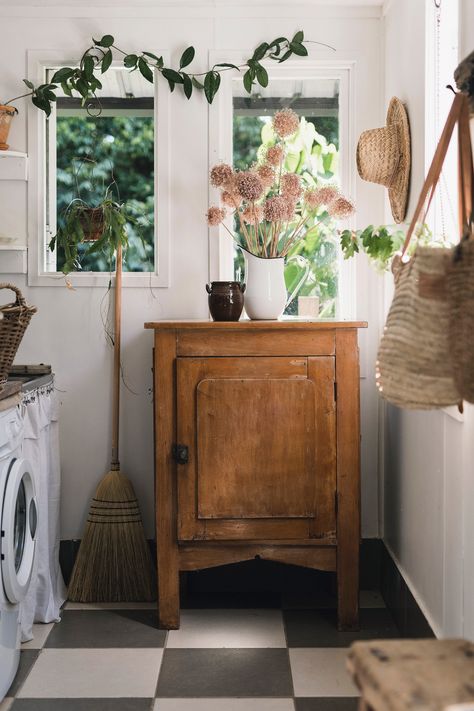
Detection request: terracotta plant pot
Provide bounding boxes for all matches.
[0,105,17,151]
[78,207,105,242]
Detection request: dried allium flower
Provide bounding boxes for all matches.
[282,197,297,222]
[304,185,339,209]
[242,204,264,224]
[328,196,355,220]
[256,163,275,189]
[206,206,226,226]
[210,163,234,188]
[281,173,302,199]
[272,108,300,138]
[236,171,264,201]
[266,145,285,166]
[263,195,288,222]
[221,190,242,208]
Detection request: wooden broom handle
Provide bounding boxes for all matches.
[401,92,466,258]
[111,241,122,469]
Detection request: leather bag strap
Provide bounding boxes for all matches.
[458,95,474,232]
[401,93,467,258]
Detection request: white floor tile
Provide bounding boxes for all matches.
[18,648,163,698]
[64,602,156,610]
[21,623,55,649]
[154,701,295,711]
[359,590,386,608]
[0,698,14,711]
[290,648,359,697]
[166,609,286,648]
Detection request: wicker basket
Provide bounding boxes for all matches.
[0,284,37,392]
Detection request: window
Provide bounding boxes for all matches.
[27,51,170,287]
[232,77,340,316]
[45,67,154,274]
[208,57,355,318]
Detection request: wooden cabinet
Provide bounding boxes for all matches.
[145,320,367,630]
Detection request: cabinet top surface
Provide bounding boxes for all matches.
[145,318,367,331]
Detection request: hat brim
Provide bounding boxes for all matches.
[386,97,411,223]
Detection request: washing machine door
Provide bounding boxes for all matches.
[1,458,37,603]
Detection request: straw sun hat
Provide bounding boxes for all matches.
[356,97,411,223]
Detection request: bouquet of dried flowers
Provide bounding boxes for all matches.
[207,108,355,258]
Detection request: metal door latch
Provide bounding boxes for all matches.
[172,444,189,465]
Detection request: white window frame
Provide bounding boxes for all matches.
[208,52,357,319]
[27,50,170,287]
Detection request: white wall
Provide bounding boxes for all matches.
[383,0,474,639]
[0,1,384,540]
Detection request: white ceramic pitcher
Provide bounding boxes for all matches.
[243,250,310,320]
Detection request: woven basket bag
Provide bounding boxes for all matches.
[376,94,469,409]
[0,283,37,392]
[446,97,474,402]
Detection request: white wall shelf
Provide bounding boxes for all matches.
[0,245,28,273]
[0,151,28,181]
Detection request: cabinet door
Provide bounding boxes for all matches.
[176,356,336,542]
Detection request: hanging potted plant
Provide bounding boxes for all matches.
[48,157,143,275]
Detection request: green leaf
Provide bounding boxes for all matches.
[50,68,73,84]
[289,42,308,56]
[192,76,204,90]
[204,71,216,103]
[243,69,253,94]
[75,77,89,98]
[278,49,293,63]
[123,54,138,69]
[182,73,193,99]
[162,67,184,84]
[256,64,268,87]
[292,30,304,43]
[32,94,51,116]
[138,57,154,83]
[213,62,240,71]
[252,42,269,61]
[143,51,161,64]
[166,79,175,92]
[179,46,195,69]
[83,55,95,79]
[340,230,359,259]
[61,81,72,97]
[98,34,114,48]
[99,49,111,74]
[271,36,287,46]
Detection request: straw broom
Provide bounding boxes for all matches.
[68,243,155,602]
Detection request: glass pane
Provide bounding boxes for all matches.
[47,67,154,273]
[14,479,27,573]
[232,77,340,317]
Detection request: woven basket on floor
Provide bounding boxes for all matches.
[0,283,37,392]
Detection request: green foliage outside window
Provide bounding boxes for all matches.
[233,114,340,316]
[55,115,154,272]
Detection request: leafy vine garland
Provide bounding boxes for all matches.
[4,30,318,116]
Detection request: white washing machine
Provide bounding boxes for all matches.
[0,402,37,700]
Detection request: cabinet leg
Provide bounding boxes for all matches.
[337,554,359,630]
[157,553,180,629]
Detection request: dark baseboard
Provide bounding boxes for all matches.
[380,543,435,638]
[59,537,434,637]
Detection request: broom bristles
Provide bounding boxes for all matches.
[68,469,156,603]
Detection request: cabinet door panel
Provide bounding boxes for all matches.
[197,378,316,519]
[176,355,336,542]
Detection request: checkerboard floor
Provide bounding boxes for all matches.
[2,590,397,711]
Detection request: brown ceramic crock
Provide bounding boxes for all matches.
[206,281,245,321]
